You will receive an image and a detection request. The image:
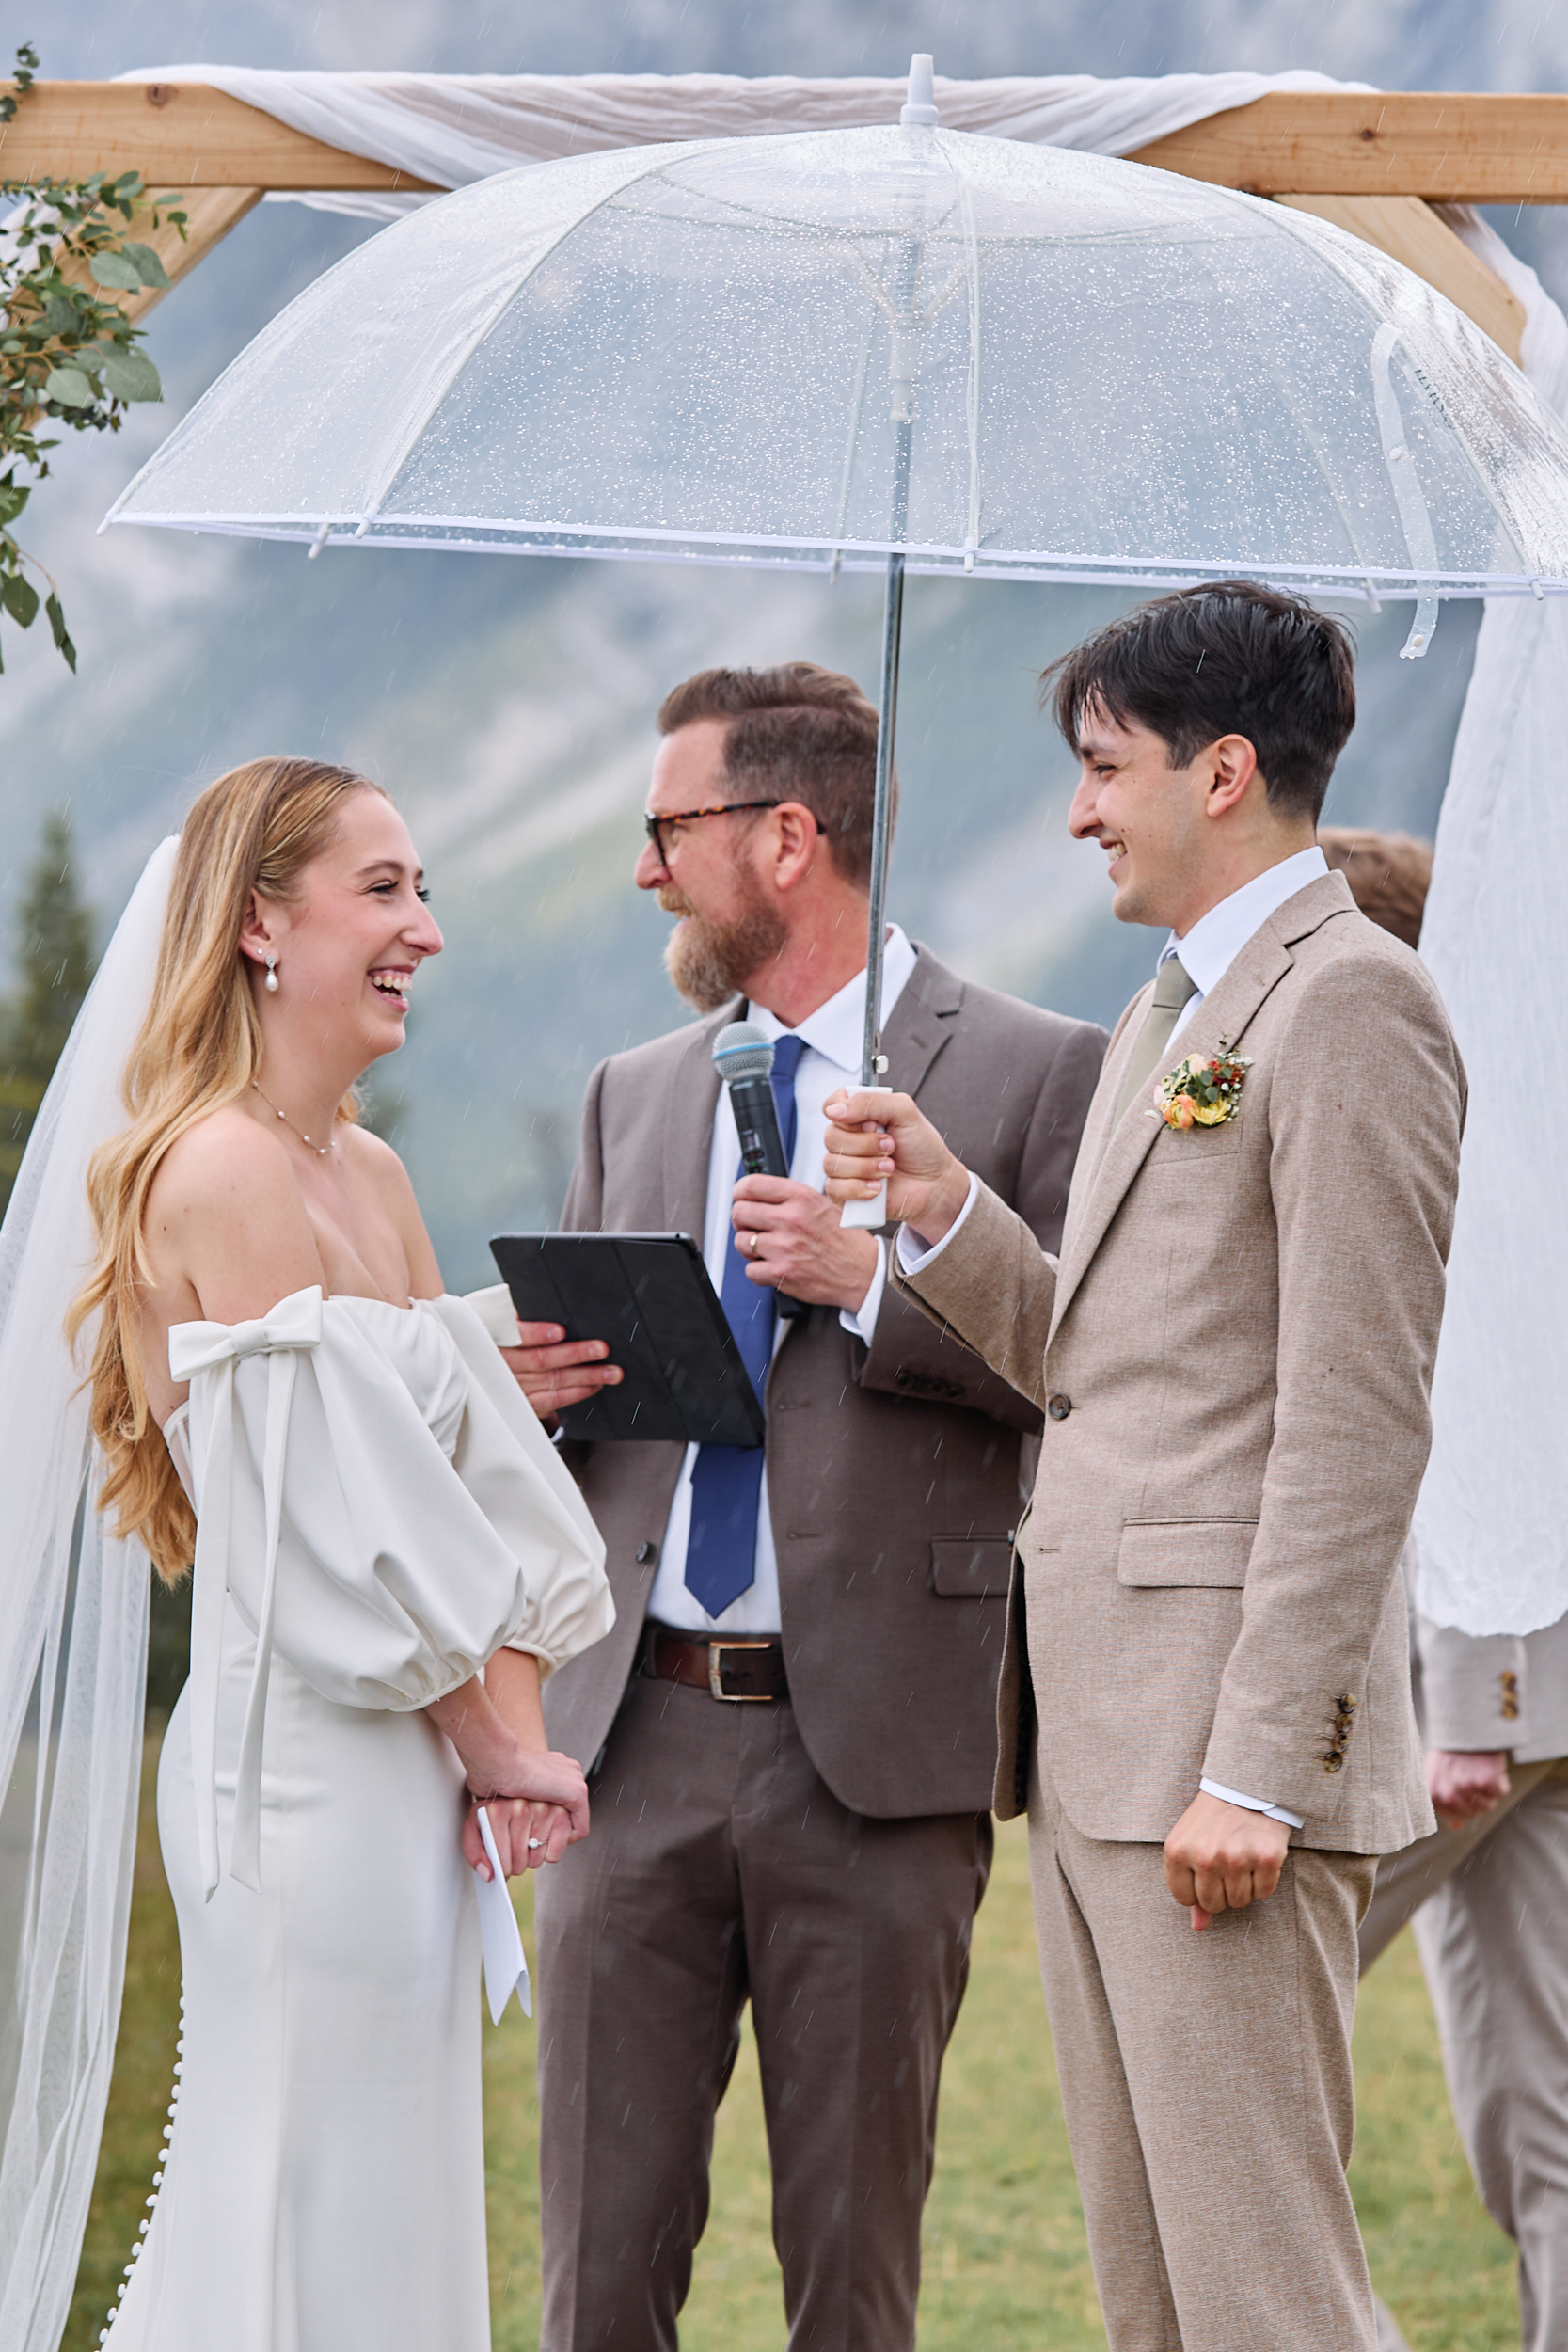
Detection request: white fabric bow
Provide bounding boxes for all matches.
[168,1285,325,1899]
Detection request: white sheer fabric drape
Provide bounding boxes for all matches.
[1413,219,1568,1636]
[0,840,177,2352]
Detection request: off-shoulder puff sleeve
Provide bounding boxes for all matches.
[170,1287,610,1896]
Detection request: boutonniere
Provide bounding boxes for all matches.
[1153,1046,1252,1130]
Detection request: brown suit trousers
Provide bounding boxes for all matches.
[534,946,1105,2351]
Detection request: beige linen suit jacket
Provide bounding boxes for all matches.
[898,873,1464,1853]
[540,944,1105,1820]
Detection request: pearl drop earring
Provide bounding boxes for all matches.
[263,953,279,994]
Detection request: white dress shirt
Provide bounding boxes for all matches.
[898,850,1333,1830]
[646,926,918,1635]
[1162,844,1328,1047]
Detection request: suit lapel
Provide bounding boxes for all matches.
[1050,877,1354,1331]
[879,943,962,1101]
[661,1007,732,1232]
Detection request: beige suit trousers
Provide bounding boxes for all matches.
[1028,1756,1378,2352]
[1361,1762,1568,2352]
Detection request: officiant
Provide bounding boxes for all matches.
[496,660,1103,2351]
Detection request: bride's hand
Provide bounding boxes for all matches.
[465,1795,577,1877]
[426,1674,590,1845]
[466,1747,589,1844]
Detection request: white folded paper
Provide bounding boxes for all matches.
[475,1806,532,2024]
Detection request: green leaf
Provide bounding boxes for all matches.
[118,241,172,290]
[0,478,30,526]
[98,344,161,404]
[45,593,76,674]
[42,366,93,408]
[2,572,39,628]
[88,250,141,292]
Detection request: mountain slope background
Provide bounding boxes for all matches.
[4,1,1559,1284]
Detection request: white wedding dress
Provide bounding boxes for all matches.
[101,1284,610,2352]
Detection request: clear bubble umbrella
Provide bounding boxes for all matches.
[105,55,1568,1089]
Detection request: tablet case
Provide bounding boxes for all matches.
[489,1232,767,1447]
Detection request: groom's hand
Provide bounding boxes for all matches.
[1164,1792,1291,1932]
[823,1089,972,1245]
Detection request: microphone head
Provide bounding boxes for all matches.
[712,1021,775,1082]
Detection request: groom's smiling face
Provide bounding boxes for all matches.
[1067,695,1267,939]
[1068,699,1214,932]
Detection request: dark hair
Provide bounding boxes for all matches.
[657,661,889,889]
[1042,582,1356,823]
[1318,826,1432,949]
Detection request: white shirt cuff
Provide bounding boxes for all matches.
[838,1235,888,1343]
[894,1170,981,1276]
[1199,1777,1305,1831]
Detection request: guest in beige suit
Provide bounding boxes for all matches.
[498,663,1105,2350]
[825,583,1465,2352]
[1320,831,1568,2352]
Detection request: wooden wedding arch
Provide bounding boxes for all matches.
[3,82,1566,362]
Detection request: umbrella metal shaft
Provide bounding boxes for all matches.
[861,549,904,1088]
[861,355,915,1090]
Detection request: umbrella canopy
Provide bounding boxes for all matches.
[104,75,1568,1101]
[107,118,1568,629]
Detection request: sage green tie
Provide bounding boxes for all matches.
[1114,954,1198,1122]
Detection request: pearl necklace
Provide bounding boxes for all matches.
[252,1077,336,1158]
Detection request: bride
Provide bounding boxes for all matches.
[8,757,611,2351]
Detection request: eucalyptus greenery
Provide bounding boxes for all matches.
[0,42,186,674]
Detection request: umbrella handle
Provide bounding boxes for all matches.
[839,1087,892,1230]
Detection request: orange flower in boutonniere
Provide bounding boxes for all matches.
[1154,1047,1252,1130]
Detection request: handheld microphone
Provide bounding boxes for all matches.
[712,1022,805,1320]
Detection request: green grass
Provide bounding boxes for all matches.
[69,1734,1519,2350]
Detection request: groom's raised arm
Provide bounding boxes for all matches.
[825,1089,1059,1410]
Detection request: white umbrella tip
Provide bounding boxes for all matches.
[900,54,939,127]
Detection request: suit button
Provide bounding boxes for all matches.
[1047,1395,1072,1421]
[635,1541,657,1565]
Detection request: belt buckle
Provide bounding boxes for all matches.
[707,1638,774,1702]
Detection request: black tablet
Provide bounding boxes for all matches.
[489,1232,766,1448]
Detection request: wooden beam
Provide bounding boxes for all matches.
[0,80,437,191]
[1,81,1566,204]
[1130,91,1568,203]
[1275,195,1527,361]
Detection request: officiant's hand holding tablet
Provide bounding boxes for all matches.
[506,1319,624,1419]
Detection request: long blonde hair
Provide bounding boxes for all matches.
[69,756,387,1583]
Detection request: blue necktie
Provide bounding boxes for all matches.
[685,1031,807,1618]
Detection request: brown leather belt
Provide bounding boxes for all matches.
[639,1622,788,1703]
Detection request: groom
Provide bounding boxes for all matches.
[824,583,1465,2352]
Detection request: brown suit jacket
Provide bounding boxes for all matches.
[541,944,1106,1819]
[897,874,1465,1853]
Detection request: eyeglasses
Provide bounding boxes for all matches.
[641,801,786,863]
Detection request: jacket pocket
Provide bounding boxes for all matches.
[1117,1519,1259,1588]
[931,1538,1016,1597]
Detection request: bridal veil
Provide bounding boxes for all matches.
[0,838,179,2352]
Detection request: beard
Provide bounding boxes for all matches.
[659,878,787,1013]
